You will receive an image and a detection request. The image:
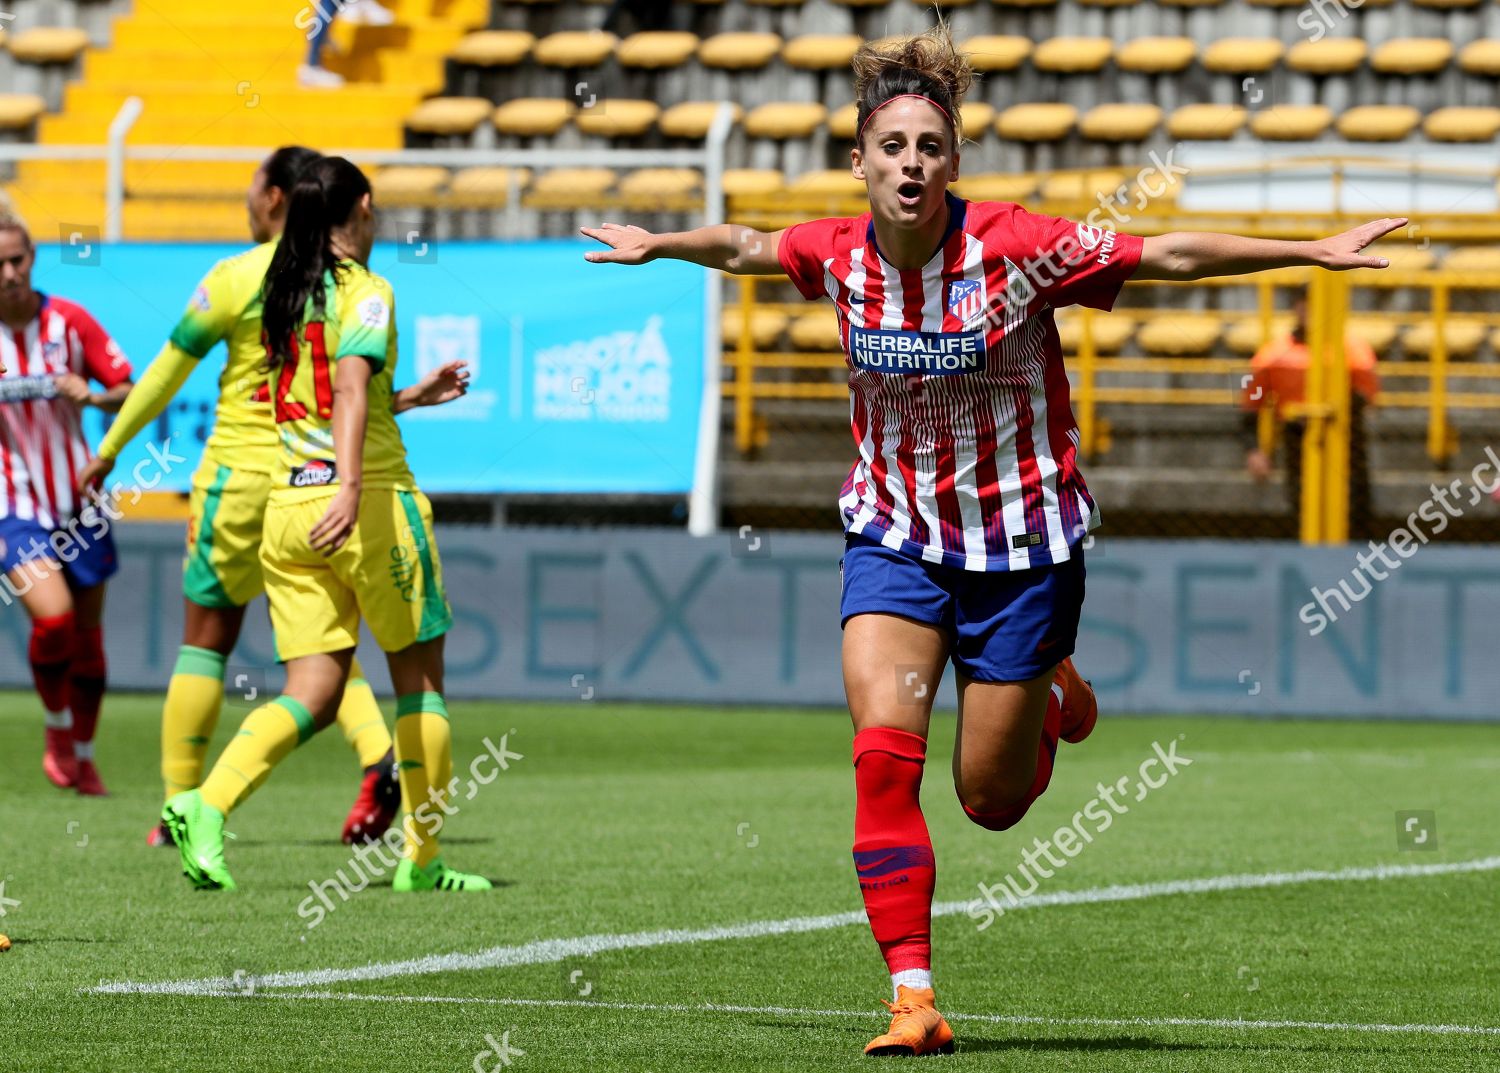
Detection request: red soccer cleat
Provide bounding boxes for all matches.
[74,760,108,797]
[43,728,77,788]
[146,823,173,848]
[1055,657,1098,745]
[341,755,400,844]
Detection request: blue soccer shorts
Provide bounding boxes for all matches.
[0,509,119,590]
[839,533,1086,683]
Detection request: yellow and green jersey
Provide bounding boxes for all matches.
[269,261,414,501]
[167,241,280,471]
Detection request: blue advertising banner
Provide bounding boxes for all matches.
[29,241,707,494]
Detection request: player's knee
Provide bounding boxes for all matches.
[956,771,1036,829]
[29,611,77,665]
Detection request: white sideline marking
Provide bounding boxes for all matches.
[231,991,1500,1039]
[93,856,1500,997]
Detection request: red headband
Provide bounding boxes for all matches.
[857,94,955,140]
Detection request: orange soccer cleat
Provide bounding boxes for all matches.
[74,759,108,797]
[43,728,77,788]
[864,985,955,1057]
[1054,656,1098,745]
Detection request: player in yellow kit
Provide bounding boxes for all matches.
[78,147,469,847]
[161,156,488,893]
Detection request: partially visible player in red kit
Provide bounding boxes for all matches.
[584,24,1403,1057]
[0,212,133,795]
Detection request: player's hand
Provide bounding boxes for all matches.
[77,455,116,496]
[410,360,470,408]
[1246,449,1273,482]
[54,373,94,406]
[1311,218,1408,271]
[309,487,360,556]
[581,222,657,265]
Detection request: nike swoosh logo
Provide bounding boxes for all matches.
[855,853,896,874]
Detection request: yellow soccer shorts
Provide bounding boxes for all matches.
[184,454,272,609]
[259,487,453,662]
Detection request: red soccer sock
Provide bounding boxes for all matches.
[852,727,935,979]
[962,687,1063,832]
[69,625,106,755]
[30,612,75,718]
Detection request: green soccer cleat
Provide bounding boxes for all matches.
[393,857,492,892]
[161,790,237,892]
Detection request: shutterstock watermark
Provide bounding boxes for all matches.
[296,732,523,929]
[967,737,1193,931]
[0,437,188,607]
[1299,445,1500,636]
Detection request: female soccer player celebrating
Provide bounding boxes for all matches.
[0,211,133,796]
[79,147,469,847]
[159,156,487,894]
[583,26,1404,1057]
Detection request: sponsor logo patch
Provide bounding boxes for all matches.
[290,460,337,487]
[847,325,985,376]
[1011,531,1044,549]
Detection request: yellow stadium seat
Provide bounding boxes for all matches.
[492,98,575,137]
[1371,38,1454,75]
[618,168,701,196]
[370,166,449,203]
[1168,104,1247,140]
[406,97,492,136]
[1440,246,1500,273]
[1423,107,1500,142]
[1075,0,1138,6]
[658,101,743,138]
[574,100,661,137]
[1116,37,1197,74]
[1413,0,1480,7]
[1056,313,1135,353]
[616,31,700,69]
[722,169,786,197]
[1402,320,1487,358]
[1137,315,1222,356]
[1459,40,1500,76]
[1202,38,1284,74]
[532,31,618,68]
[698,33,782,70]
[788,170,865,196]
[1337,105,1421,142]
[997,103,1078,141]
[1038,170,1127,202]
[0,94,46,131]
[959,102,995,139]
[1286,39,1368,75]
[744,102,827,139]
[990,0,1058,6]
[1345,317,1400,352]
[8,27,90,64]
[828,103,859,140]
[1033,37,1113,74]
[952,174,1038,201]
[526,168,616,206]
[1158,0,1231,6]
[722,308,788,349]
[449,31,535,66]
[1080,103,1162,142]
[782,35,862,71]
[1224,317,1294,355]
[961,36,1032,73]
[789,312,842,351]
[1249,105,1334,141]
[448,167,532,207]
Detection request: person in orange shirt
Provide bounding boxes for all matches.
[1241,291,1380,537]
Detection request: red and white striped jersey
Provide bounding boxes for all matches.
[778,195,1143,572]
[0,295,131,528]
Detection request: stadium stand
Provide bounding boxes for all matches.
[1,0,1497,537]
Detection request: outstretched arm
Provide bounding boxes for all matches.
[393,359,470,415]
[1134,218,1408,282]
[581,223,786,275]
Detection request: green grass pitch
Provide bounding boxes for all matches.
[2,691,1498,1071]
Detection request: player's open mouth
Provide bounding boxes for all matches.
[896,181,924,208]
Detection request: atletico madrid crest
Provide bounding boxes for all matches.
[945,279,983,325]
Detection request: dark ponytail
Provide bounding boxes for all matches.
[262,145,323,198]
[261,156,371,366]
